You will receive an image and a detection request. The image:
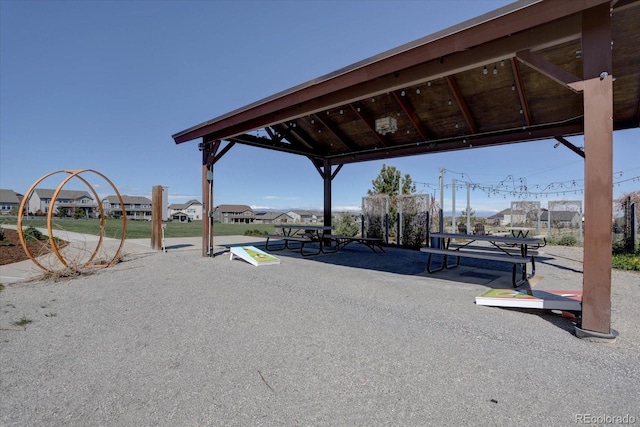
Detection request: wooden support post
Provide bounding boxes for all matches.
[201,139,219,257]
[150,185,164,251]
[323,158,332,227]
[202,163,211,257]
[578,4,615,339]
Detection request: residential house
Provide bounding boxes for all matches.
[28,188,96,217]
[102,195,152,220]
[168,199,203,222]
[213,204,255,224]
[0,189,20,215]
[254,211,294,224]
[541,210,582,228]
[286,210,317,224]
[486,208,510,226]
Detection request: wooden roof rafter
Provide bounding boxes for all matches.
[174,0,638,168]
[392,90,431,141]
[348,103,389,148]
[174,4,594,145]
[227,133,320,159]
[510,59,532,127]
[272,122,316,151]
[445,75,478,134]
[310,113,359,152]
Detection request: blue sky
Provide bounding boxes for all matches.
[1,0,638,215]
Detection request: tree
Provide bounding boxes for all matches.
[367,164,416,239]
[458,207,476,224]
[334,212,359,237]
[367,164,416,197]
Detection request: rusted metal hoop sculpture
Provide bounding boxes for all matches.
[17,169,127,272]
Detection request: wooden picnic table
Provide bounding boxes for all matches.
[265,225,385,255]
[265,224,333,256]
[421,232,544,287]
[507,227,536,238]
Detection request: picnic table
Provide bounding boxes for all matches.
[507,227,536,238]
[421,232,543,287]
[265,225,385,256]
[265,224,333,256]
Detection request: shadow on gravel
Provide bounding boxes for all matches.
[499,307,581,336]
[248,243,556,288]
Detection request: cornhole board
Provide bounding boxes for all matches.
[229,246,280,266]
[475,289,582,311]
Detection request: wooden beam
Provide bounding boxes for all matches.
[174,12,584,143]
[323,159,332,227]
[554,136,585,158]
[277,123,316,150]
[516,50,584,92]
[349,103,389,147]
[227,133,319,158]
[312,113,359,151]
[580,3,614,337]
[201,138,219,257]
[446,76,477,134]
[392,90,431,140]
[510,59,533,126]
[327,122,584,165]
[213,141,235,165]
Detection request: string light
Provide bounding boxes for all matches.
[413,171,639,199]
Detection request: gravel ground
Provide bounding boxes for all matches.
[1,240,639,426]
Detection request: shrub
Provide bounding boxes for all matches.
[244,229,266,237]
[612,254,640,271]
[334,212,359,237]
[23,226,44,242]
[0,226,5,241]
[557,234,577,246]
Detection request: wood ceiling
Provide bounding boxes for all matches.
[172,0,639,166]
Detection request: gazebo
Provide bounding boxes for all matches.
[173,0,640,340]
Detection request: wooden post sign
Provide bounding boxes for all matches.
[150,185,166,251]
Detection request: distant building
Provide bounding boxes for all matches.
[286,210,318,224]
[102,195,152,220]
[541,210,582,228]
[487,208,510,226]
[0,189,20,215]
[254,211,294,224]
[28,188,96,217]
[213,204,255,224]
[168,199,203,222]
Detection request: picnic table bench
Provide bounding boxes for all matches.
[421,232,543,287]
[322,235,385,253]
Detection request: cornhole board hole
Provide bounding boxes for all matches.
[475,289,582,311]
[229,246,280,266]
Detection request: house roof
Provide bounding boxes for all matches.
[215,204,252,213]
[288,210,314,216]
[255,211,291,220]
[0,189,20,204]
[34,188,93,201]
[172,0,639,166]
[102,195,152,204]
[487,208,511,219]
[169,199,203,209]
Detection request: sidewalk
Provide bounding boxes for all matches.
[0,225,264,283]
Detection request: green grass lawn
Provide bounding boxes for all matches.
[0,217,276,239]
